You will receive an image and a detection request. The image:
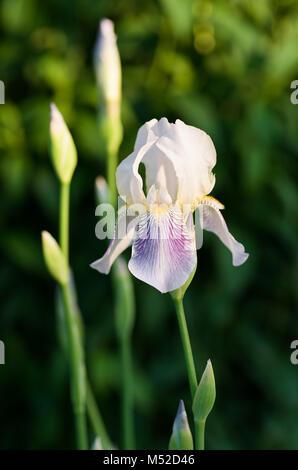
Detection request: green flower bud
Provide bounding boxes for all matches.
[49,103,77,184]
[169,400,194,450]
[113,257,135,341]
[192,360,216,423]
[41,231,69,285]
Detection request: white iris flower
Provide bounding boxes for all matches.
[91,118,249,293]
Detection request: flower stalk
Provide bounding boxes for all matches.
[172,295,203,449]
[59,182,70,263]
[170,267,216,451]
[58,181,88,450]
[86,381,112,450]
[48,103,113,450]
[94,19,135,449]
[173,298,198,399]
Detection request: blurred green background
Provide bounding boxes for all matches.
[1,0,298,450]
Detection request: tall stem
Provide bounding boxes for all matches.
[59,183,70,264]
[174,298,197,399]
[59,181,88,450]
[61,283,88,450]
[106,138,135,449]
[195,420,205,450]
[86,381,112,449]
[173,297,205,450]
[107,148,117,209]
[121,337,134,449]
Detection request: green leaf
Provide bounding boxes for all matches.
[192,360,216,423]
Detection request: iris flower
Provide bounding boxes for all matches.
[91,118,248,292]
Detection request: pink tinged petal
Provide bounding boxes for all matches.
[90,214,138,274]
[199,202,249,266]
[128,206,197,293]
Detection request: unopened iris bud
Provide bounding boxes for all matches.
[49,103,77,184]
[41,231,69,285]
[192,360,216,423]
[169,400,194,450]
[95,176,110,205]
[94,19,121,117]
[91,437,103,450]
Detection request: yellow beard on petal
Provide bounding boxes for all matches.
[150,204,170,215]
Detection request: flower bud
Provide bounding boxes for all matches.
[41,231,69,285]
[192,360,216,423]
[94,19,121,116]
[49,103,77,184]
[113,257,135,341]
[95,176,110,205]
[169,400,194,450]
[91,437,103,450]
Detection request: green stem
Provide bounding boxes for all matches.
[106,127,135,449]
[107,148,117,208]
[195,420,205,450]
[174,298,198,399]
[173,298,205,451]
[62,283,88,450]
[86,381,112,449]
[59,181,88,450]
[121,336,135,450]
[59,183,70,264]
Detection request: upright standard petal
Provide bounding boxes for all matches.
[116,118,179,204]
[116,141,156,205]
[155,119,217,205]
[128,205,197,293]
[116,117,216,208]
[199,198,249,266]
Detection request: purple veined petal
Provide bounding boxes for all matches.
[128,205,197,293]
[91,214,138,274]
[198,202,249,266]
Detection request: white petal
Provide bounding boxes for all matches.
[199,203,249,266]
[117,118,179,203]
[155,119,216,205]
[90,214,137,274]
[128,206,196,293]
[116,141,156,205]
[134,118,158,152]
[116,118,216,208]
